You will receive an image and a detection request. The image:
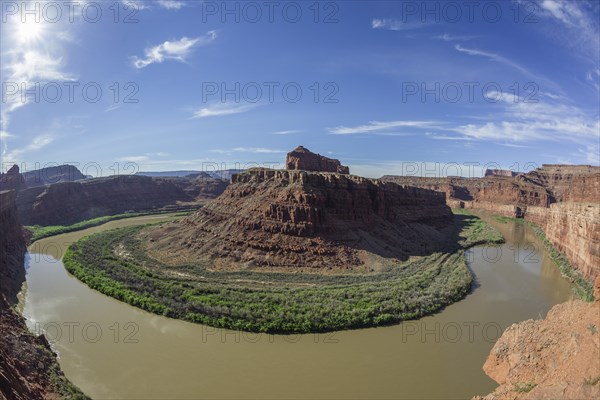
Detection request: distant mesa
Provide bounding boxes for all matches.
[484,169,517,178]
[0,164,86,191]
[286,145,350,174]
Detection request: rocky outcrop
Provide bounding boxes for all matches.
[0,165,25,192]
[485,169,517,178]
[475,277,600,400]
[22,164,87,188]
[526,164,600,203]
[0,190,86,399]
[0,164,87,192]
[143,168,452,270]
[286,146,350,174]
[16,174,228,226]
[382,165,600,280]
[0,191,27,303]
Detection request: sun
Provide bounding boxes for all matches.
[14,18,46,43]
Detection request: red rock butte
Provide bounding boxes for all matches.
[286,145,350,174]
[142,148,453,271]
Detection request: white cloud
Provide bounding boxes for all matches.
[191,103,258,119]
[1,13,76,159]
[156,0,186,10]
[122,0,148,10]
[5,135,54,162]
[454,44,539,80]
[432,33,478,42]
[537,0,599,62]
[272,130,303,135]
[371,19,429,31]
[328,120,438,135]
[132,32,216,69]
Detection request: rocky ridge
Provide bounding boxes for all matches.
[382,165,600,280]
[16,174,228,226]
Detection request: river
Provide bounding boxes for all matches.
[20,213,573,399]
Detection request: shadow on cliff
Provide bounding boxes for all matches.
[316,212,478,264]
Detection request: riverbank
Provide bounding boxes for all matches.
[475,277,600,400]
[1,190,88,400]
[26,210,195,243]
[492,214,593,301]
[62,210,503,333]
[21,210,573,399]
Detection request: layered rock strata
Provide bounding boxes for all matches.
[16,174,228,226]
[286,146,350,174]
[382,165,600,280]
[143,168,452,270]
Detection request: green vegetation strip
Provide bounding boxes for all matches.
[64,212,504,333]
[492,214,593,301]
[26,211,194,243]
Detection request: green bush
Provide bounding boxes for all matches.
[63,213,503,333]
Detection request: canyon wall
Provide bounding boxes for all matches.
[382,165,600,280]
[17,174,228,226]
[0,191,27,303]
[0,190,86,399]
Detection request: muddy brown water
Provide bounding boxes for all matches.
[20,213,573,399]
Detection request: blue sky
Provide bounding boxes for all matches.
[1,0,599,178]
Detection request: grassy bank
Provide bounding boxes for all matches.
[492,214,593,301]
[26,210,194,243]
[63,212,503,333]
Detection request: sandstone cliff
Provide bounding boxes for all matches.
[474,277,600,400]
[0,191,27,303]
[0,190,86,399]
[286,146,350,174]
[0,165,25,192]
[381,165,600,280]
[16,174,228,226]
[142,168,452,270]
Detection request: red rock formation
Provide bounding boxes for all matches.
[16,174,228,226]
[143,168,452,270]
[382,165,600,280]
[0,190,86,399]
[0,190,27,303]
[0,165,25,192]
[286,146,350,174]
[474,295,600,400]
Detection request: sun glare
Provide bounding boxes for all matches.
[14,18,45,43]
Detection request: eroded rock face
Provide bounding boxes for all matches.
[16,174,228,226]
[0,190,27,303]
[0,165,25,192]
[286,146,350,174]
[143,168,452,270]
[474,298,600,400]
[382,164,600,280]
[485,169,517,178]
[0,190,85,399]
